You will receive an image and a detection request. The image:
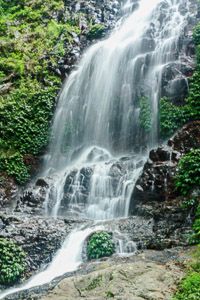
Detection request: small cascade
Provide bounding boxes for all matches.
[0,225,104,300]
[42,147,144,220]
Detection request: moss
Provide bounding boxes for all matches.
[85,275,103,291]
[0,0,82,184]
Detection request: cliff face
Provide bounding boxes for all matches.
[0,0,122,204]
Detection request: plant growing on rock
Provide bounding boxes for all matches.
[139,97,152,132]
[175,149,200,244]
[87,24,106,40]
[0,238,26,285]
[87,231,115,260]
[175,149,200,196]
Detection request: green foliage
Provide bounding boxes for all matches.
[175,150,200,245]
[175,149,200,196]
[159,97,186,139]
[0,238,26,285]
[0,78,57,155]
[106,291,115,298]
[0,0,82,183]
[85,275,103,291]
[0,151,29,184]
[173,272,200,300]
[87,24,106,40]
[139,97,152,132]
[173,246,200,299]
[87,231,115,260]
[190,245,200,272]
[193,23,200,46]
[190,205,200,245]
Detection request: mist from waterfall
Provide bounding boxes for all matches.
[41,0,190,220]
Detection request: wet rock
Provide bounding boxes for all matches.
[129,122,200,250]
[0,174,18,209]
[131,121,200,208]
[56,0,122,80]
[36,178,49,188]
[0,213,78,275]
[168,120,200,153]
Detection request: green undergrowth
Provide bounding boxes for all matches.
[0,238,26,286]
[159,23,200,139]
[173,246,200,300]
[175,149,200,244]
[139,97,152,132]
[0,0,81,184]
[87,231,115,260]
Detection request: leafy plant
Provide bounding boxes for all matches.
[173,272,200,300]
[159,97,186,139]
[0,151,30,184]
[0,0,83,184]
[87,24,106,40]
[0,238,26,285]
[87,231,115,260]
[139,97,152,132]
[190,205,200,245]
[175,149,200,196]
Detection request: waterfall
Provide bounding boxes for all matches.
[0,0,193,298]
[41,0,190,219]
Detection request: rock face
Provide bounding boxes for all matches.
[0,214,79,277]
[131,121,200,207]
[40,252,185,300]
[129,121,200,248]
[56,0,123,80]
[160,0,200,104]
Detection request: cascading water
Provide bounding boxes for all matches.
[0,0,193,298]
[41,0,191,220]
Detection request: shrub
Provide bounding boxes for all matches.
[87,231,115,260]
[0,238,26,285]
[0,0,81,184]
[173,272,200,300]
[159,97,186,139]
[175,149,200,196]
[0,151,30,184]
[139,97,152,132]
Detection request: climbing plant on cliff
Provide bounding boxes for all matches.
[139,97,152,132]
[159,22,200,139]
[176,149,200,244]
[176,149,200,196]
[0,238,26,285]
[0,0,81,184]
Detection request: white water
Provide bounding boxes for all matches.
[0,0,193,298]
[40,0,191,219]
[0,226,104,300]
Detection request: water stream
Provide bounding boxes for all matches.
[0,0,192,298]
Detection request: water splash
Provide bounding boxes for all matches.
[40,0,191,219]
